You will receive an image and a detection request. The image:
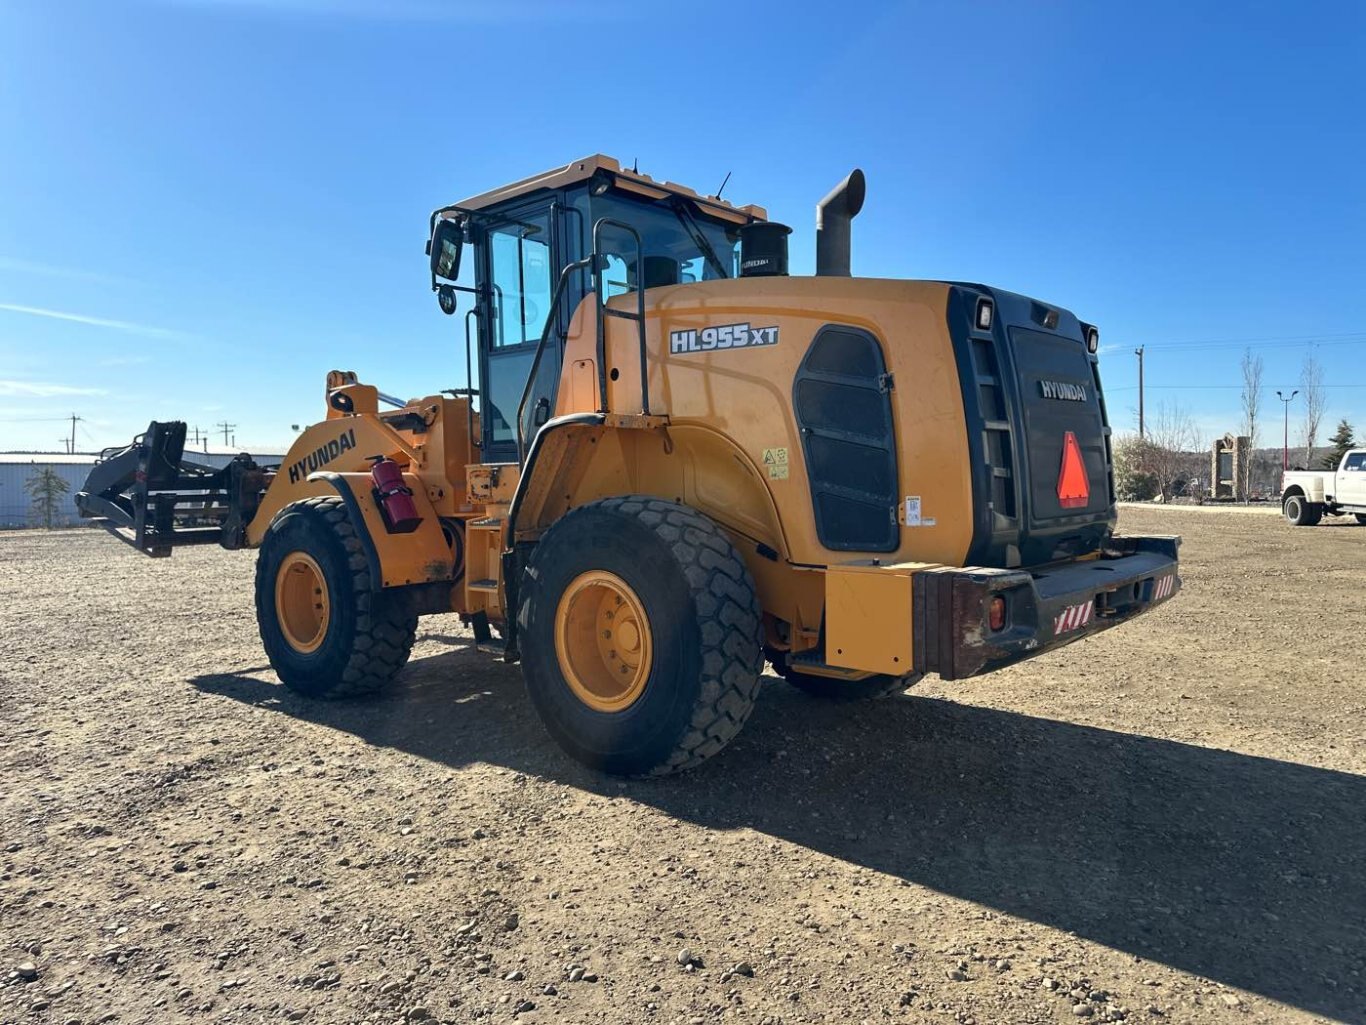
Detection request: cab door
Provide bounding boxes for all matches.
[477,204,559,463]
[1338,451,1366,505]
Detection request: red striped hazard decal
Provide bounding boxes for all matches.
[1052,599,1094,636]
[1153,574,1175,600]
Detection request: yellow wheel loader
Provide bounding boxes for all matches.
[78,155,1181,775]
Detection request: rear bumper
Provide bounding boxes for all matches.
[913,534,1181,680]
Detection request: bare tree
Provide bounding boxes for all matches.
[1140,400,1201,501]
[1299,349,1325,468]
[1240,348,1263,495]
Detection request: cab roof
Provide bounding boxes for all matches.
[440,154,767,226]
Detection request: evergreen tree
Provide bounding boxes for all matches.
[1321,420,1355,470]
[1113,436,1159,501]
[25,466,71,529]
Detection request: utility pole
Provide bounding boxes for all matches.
[1134,347,1145,438]
[1276,389,1298,471]
[216,421,237,446]
[68,413,84,454]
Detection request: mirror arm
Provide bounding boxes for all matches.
[431,281,481,296]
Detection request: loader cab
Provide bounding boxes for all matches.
[430,159,756,464]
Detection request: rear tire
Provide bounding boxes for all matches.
[518,496,763,776]
[255,497,417,699]
[1284,494,1321,526]
[766,647,911,701]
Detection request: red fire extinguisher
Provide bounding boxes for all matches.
[368,455,422,533]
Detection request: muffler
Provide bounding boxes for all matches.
[815,168,866,276]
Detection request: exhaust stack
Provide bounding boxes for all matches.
[815,168,866,276]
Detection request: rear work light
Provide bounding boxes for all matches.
[1083,323,1100,353]
[975,297,994,331]
[988,595,1007,632]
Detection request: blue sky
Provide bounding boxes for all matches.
[1,0,1363,454]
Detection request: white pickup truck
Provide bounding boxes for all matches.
[1281,448,1366,525]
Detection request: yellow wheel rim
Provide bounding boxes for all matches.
[275,552,330,654]
[554,570,653,713]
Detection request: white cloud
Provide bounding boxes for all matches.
[0,303,192,341]
[150,0,626,21]
[0,257,137,287]
[0,380,108,398]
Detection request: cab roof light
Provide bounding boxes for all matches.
[1029,301,1059,330]
[975,297,994,331]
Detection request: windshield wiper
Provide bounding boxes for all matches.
[668,199,729,280]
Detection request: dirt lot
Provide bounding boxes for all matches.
[2,508,1364,1025]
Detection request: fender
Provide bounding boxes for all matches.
[505,413,824,652]
[246,413,419,548]
[310,471,456,590]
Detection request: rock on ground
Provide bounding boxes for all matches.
[1,509,1363,1023]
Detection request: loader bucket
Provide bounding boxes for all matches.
[76,421,271,557]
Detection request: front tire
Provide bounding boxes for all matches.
[1284,494,1321,526]
[255,497,417,699]
[518,497,763,776]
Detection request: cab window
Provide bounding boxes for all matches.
[600,252,631,301]
[591,194,739,302]
[1344,452,1365,471]
[487,214,552,347]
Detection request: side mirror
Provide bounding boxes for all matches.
[429,217,464,282]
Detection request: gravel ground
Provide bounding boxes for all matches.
[2,508,1364,1025]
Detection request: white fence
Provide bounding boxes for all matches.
[0,451,284,529]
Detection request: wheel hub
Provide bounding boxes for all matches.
[554,570,653,712]
[275,551,330,654]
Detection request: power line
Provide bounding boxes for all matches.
[1100,336,1366,359]
[1109,383,1366,391]
[216,420,237,445]
[1126,333,1366,354]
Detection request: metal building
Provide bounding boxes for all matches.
[1,446,286,529]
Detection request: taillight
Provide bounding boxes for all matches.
[988,595,1007,632]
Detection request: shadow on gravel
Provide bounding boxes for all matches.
[193,654,1366,1022]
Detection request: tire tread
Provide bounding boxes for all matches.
[254,496,416,699]
[525,495,763,775]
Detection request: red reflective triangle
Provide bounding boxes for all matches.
[1057,430,1090,509]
